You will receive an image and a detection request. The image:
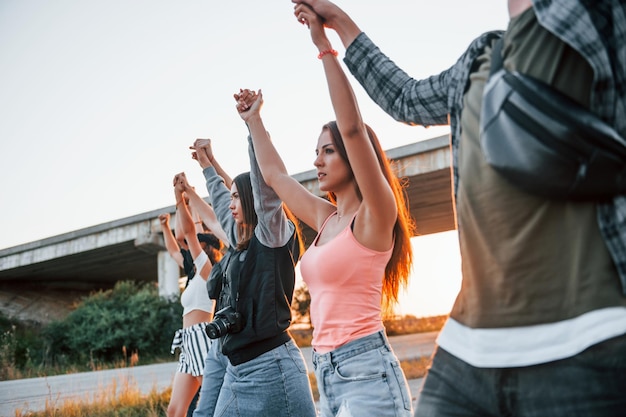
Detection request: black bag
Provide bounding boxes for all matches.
[480,38,626,200]
[206,249,233,300]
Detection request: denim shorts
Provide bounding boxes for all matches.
[312,330,413,417]
[212,339,317,417]
[415,333,626,417]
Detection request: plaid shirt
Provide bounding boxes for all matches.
[344,0,626,294]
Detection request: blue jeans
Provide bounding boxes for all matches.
[312,330,413,417]
[415,333,626,417]
[193,339,228,417]
[212,339,316,417]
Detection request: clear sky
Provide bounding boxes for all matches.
[0,0,508,316]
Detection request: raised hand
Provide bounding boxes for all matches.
[173,172,190,193]
[294,3,330,49]
[292,0,338,29]
[234,88,256,109]
[292,0,360,49]
[190,139,213,169]
[158,213,171,225]
[194,138,214,159]
[234,88,263,122]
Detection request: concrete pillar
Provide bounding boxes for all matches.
[157,251,181,299]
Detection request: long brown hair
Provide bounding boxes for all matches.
[323,121,416,312]
[283,204,305,259]
[233,172,256,250]
[234,172,305,256]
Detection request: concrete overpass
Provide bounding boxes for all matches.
[0,135,455,321]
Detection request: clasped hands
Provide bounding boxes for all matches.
[234,88,263,121]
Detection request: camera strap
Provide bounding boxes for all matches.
[219,249,246,312]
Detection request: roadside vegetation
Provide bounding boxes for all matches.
[13,356,434,417]
[1,281,181,381]
[3,281,445,417]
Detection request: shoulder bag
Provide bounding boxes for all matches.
[480,38,626,201]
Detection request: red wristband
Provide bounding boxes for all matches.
[317,49,338,59]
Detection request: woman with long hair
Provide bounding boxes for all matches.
[187,136,316,417]
[233,4,415,416]
[167,174,224,417]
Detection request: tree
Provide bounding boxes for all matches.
[291,283,311,326]
[43,281,182,365]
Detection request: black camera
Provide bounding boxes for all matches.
[206,306,244,339]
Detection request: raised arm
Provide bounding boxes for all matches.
[173,197,187,249]
[173,172,213,279]
[190,138,233,189]
[191,139,238,248]
[158,213,184,268]
[246,130,294,248]
[183,183,229,247]
[295,5,397,245]
[234,90,334,232]
[295,0,452,127]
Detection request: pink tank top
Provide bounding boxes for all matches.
[300,212,392,353]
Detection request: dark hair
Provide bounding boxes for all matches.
[233,172,257,250]
[197,233,224,264]
[232,172,305,256]
[322,121,416,312]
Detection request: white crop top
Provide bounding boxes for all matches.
[180,251,214,316]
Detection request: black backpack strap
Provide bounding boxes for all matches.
[489,37,504,76]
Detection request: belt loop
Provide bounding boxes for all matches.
[379,330,390,351]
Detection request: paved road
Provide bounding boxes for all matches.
[0,331,437,416]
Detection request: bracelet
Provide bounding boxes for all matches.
[317,49,338,59]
